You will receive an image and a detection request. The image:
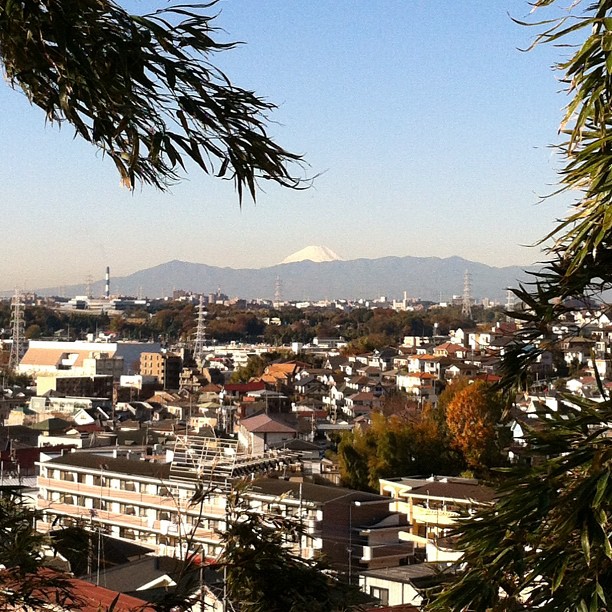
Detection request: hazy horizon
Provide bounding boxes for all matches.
[4,250,537,297]
[1,1,570,291]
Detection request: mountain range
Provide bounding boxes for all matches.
[33,251,534,303]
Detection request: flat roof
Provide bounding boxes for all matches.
[361,562,455,586]
[41,451,172,480]
[250,478,387,505]
[382,476,496,503]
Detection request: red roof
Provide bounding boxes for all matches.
[240,413,297,434]
[68,578,152,611]
[0,570,151,612]
[73,424,105,433]
[475,373,501,383]
[224,381,266,393]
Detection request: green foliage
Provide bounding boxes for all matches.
[230,354,267,383]
[498,0,612,384]
[0,0,304,196]
[0,490,76,610]
[217,484,364,612]
[430,3,612,609]
[338,410,462,491]
[428,395,612,611]
[206,312,265,342]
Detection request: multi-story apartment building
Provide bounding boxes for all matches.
[36,436,414,573]
[36,437,290,560]
[139,352,182,390]
[380,475,495,562]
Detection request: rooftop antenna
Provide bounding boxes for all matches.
[8,288,25,371]
[461,270,473,319]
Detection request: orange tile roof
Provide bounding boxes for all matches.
[68,578,152,611]
[20,347,107,368]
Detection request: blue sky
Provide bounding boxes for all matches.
[0,1,576,292]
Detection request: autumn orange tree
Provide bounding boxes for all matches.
[338,409,461,491]
[444,380,505,472]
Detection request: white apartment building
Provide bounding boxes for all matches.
[36,437,304,560]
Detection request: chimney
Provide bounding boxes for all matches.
[105,266,110,299]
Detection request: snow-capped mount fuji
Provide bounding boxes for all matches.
[281,245,343,264]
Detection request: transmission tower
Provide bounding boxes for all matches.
[8,289,25,371]
[85,274,93,298]
[461,270,473,319]
[506,289,515,312]
[273,275,283,308]
[192,295,207,364]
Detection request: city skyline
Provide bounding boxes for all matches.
[0,1,572,291]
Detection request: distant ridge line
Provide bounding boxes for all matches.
[22,255,535,303]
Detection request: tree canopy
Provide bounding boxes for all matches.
[0,490,76,610]
[0,0,304,197]
[429,1,612,609]
[429,395,612,611]
[338,409,462,491]
[444,380,505,472]
[504,0,612,379]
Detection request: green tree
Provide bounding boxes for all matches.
[24,323,42,339]
[429,1,612,609]
[217,484,364,612]
[428,396,612,611]
[230,354,267,383]
[0,0,303,197]
[0,490,77,610]
[338,411,460,491]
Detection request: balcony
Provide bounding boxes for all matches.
[412,506,460,526]
[37,477,225,519]
[37,500,220,545]
[358,542,415,568]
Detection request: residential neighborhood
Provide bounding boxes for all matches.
[1,285,610,610]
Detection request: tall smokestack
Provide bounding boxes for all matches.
[105,266,110,299]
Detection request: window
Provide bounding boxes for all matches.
[369,587,389,606]
[92,498,107,511]
[120,528,136,541]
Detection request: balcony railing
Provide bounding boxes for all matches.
[37,500,220,544]
[37,477,225,519]
[360,542,414,562]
